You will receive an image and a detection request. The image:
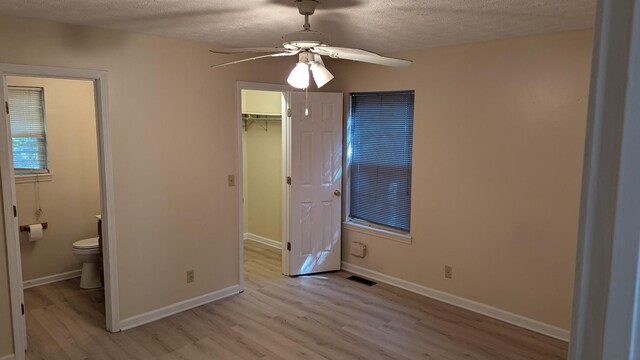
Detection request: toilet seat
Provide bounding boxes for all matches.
[73,237,100,250]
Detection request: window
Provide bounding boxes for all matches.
[8,86,49,175]
[348,91,415,235]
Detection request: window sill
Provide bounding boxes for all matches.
[15,173,52,184]
[343,221,412,244]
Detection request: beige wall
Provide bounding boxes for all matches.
[331,29,592,330]
[242,90,282,242]
[0,14,297,343]
[245,123,282,241]
[8,76,101,281]
[242,89,282,115]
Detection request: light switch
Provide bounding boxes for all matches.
[228,174,235,187]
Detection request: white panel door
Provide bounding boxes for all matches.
[1,78,28,350]
[288,91,342,275]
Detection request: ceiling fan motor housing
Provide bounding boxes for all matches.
[283,30,329,49]
[295,0,318,15]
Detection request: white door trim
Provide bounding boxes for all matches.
[0,64,120,359]
[235,81,291,290]
[569,0,640,359]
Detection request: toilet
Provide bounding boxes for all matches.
[72,237,102,289]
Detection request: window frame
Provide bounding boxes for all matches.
[344,90,415,243]
[8,85,51,182]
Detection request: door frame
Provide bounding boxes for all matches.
[0,63,120,357]
[569,0,640,358]
[236,81,291,290]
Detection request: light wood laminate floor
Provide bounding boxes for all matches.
[24,241,568,359]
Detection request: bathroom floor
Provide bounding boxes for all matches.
[23,277,105,358]
[22,241,568,359]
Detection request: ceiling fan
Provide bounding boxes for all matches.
[210,0,412,89]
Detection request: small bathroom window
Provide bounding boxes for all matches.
[8,86,51,181]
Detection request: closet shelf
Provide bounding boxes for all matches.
[243,113,282,131]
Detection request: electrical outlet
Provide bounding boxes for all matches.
[228,174,235,187]
[186,270,195,283]
[444,265,453,279]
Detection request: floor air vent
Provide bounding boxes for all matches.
[347,275,377,286]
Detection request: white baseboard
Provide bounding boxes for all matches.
[23,269,82,289]
[244,233,281,249]
[119,285,240,331]
[341,262,570,342]
[0,353,16,360]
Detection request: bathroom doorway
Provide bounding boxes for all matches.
[238,85,289,288]
[9,75,105,338]
[0,64,118,356]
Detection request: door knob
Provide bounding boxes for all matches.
[334,190,341,196]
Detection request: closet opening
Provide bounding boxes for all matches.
[238,84,289,289]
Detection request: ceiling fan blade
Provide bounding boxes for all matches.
[210,47,291,55]
[311,46,412,68]
[210,51,298,68]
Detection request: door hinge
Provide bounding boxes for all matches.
[286,176,291,185]
[287,242,291,251]
[5,101,8,115]
[21,304,24,315]
[13,205,17,217]
[287,108,291,117]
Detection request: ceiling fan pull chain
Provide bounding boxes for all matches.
[305,87,309,117]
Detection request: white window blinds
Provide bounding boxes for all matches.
[8,87,49,174]
[349,91,415,232]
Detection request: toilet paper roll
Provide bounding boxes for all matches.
[28,224,43,242]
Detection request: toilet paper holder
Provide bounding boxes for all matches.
[19,222,48,232]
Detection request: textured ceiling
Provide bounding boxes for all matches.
[0,0,596,53]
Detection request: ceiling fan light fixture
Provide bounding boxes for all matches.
[288,62,310,89]
[310,62,334,88]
